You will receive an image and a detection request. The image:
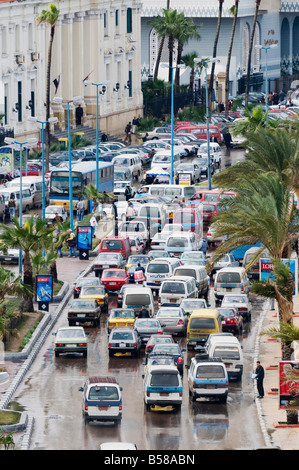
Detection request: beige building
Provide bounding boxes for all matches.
[0,0,143,141]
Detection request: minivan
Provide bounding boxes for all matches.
[173,265,209,301]
[186,354,228,403]
[137,184,196,202]
[98,236,131,260]
[159,275,198,306]
[137,203,167,236]
[165,231,200,257]
[143,364,183,411]
[172,208,203,237]
[145,257,181,294]
[206,335,243,381]
[78,376,122,425]
[7,176,49,208]
[214,267,250,302]
[186,308,222,349]
[1,187,33,215]
[122,286,155,317]
[150,150,181,173]
[112,154,142,181]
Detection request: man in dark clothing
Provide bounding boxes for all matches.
[255,361,265,398]
[135,263,145,275]
[223,131,232,149]
[76,104,83,126]
[139,306,150,318]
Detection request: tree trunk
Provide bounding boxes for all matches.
[22,252,34,312]
[175,43,183,91]
[168,33,174,83]
[225,1,239,119]
[154,35,165,81]
[208,0,223,112]
[45,25,56,173]
[50,262,58,284]
[245,0,261,107]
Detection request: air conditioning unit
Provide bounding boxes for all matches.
[16,54,25,64]
[31,52,40,61]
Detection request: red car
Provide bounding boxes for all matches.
[22,165,39,176]
[101,268,129,292]
[145,334,175,356]
[201,201,219,225]
[217,307,243,335]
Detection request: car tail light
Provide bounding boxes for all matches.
[85,403,88,411]
[157,328,163,334]
[177,319,184,326]
[239,308,247,311]
[79,343,87,347]
[119,404,122,411]
[147,391,150,397]
[56,343,63,347]
[108,343,111,348]
[157,297,161,303]
[179,391,182,397]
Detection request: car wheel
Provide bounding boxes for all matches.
[55,350,59,357]
[109,350,114,357]
[82,350,87,358]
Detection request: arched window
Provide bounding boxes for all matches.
[242,23,250,74]
[281,18,290,75]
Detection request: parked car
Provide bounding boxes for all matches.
[175,162,201,184]
[92,252,126,277]
[101,268,129,292]
[73,277,102,298]
[108,327,141,357]
[146,127,172,140]
[67,298,101,327]
[53,326,88,357]
[193,157,215,178]
[134,318,163,346]
[217,307,243,335]
[221,294,252,322]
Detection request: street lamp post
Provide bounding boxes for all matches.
[255,44,278,124]
[52,96,82,231]
[28,116,58,220]
[161,64,185,184]
[4,137,38,278]
[84,80,108,192]
[194,57,219,190]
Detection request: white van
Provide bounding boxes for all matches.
[145,257,181,293]
[137,184,196,202]
[1,187,34,215]
[137,203,167,236]
[173,265,210,300]
[112,154,142,181]
[165,231,200,257]
[122,286,155,317]
[7,176,49,208]
[214,267,250,302]
[150,150,181,173]
[159,275,198,306]
[143,364,183,411]
[205,335,243,381]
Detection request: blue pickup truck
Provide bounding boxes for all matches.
[230,243,262,264]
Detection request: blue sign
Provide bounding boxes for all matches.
[260,258,298,295]
[36,275,53,302]
[77,226,92,251]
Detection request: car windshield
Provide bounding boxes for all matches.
[150,336,172,345]
[174,268,196,278]
[204,194,220,202]
[88,386,119,400]
[97,254,120,261]
[181,300,206,309]
[70,300,95,309]
[111,330,134,340]
[223,296,247,303]
[128,256,149,264]
[114,182,128,188]
[217,273,241,283]
[214,346,240,360]
[152,344,180,355]
[56,329,85,339]
[196,365,226,378]
[150,372,179,387]
[103,270,125,278]
[147,263,170,274]
[158,309,181,317]
[182,252,204,260]
[190,317,216,329]
[167,237,188,248]
[203,204,217,212]
[120,222,144,232]
[80,286,105,295]
[125,294,151,306]
[161,282,185,294]
[110,310,135,319]
[46,207,63,214]
[219,309,236,317]
[77,278,101,287]
[153,155,170,162]
[101,240,124,250]
[136,319,160,328]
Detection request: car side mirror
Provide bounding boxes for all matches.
[78,387,84,392]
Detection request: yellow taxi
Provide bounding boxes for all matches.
[79,285,108,313]
[107,308,136,334]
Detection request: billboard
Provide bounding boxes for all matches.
[279,361,299,409]
[259,258,298,295]
[35,275,53,302]
[77,226,93,251]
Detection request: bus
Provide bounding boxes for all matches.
[49,161,114,211]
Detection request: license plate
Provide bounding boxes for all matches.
[207,384,215,389]
[222,321,225,324]
[170,299,177,303]
[66,344,76,347]
[160,392,169,396]
[98,406,109,410]
[155,281,160,285]
[120,342,126,348]
[103,265,109,268]
[5,258,12,261]
[109,282,116,285]
[226,288,232,292]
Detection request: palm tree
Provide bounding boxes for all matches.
[36,3,60,173]
[84,183,114,213]
[0,429,15,450]
[225,0,239,119]
[174,19,200,91]
[0,216,56,312]
[245,0,261,107]
[181,52,199,91]
[209,0,224,110]
[151,0,171,81]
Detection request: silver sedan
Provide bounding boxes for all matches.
[155,306,188,336]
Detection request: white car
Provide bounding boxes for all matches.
[113,181,136,199]
[45,205,68,223]
[221,294,252,322]
[197,142,222,168]
[150,223,184,250]
[210,253,239,275]
[118,219,149,245]
[146,127,172,140]
[129,234,146,255]
[206,223,225,247]
[175,162,201,184]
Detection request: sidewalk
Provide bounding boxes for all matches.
[255,294,299,450]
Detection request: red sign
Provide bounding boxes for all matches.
[260,262,273,271]
[37,277,49,283]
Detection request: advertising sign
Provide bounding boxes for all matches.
[279,361,299,409]
[178,173,191,185]
[35,275,53,302]
[77,226,92,251]
[259,258,298,295]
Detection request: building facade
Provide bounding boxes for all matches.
[0,0,143,141]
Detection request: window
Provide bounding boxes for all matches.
[127,8,132,33]
[115,9,119,27]
[17,81,22,122]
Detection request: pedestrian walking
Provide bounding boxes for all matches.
[8,194,16,222]
[55,228,63,258]
[66,229,77,258]
[125,122,132,144]
[90,214,98,238]
[200,238,209,255]
[101,132,108,142]
[223,131,232,149]
[132,116,138,134]
[255,361,265,398]
[76,104,83,126]
[75,197,85,222]
[126,202,134,221]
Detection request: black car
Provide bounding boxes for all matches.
[194,157,215,177]
[134,318,163,346]
[73,277,102,298]
[150,343,186,375]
